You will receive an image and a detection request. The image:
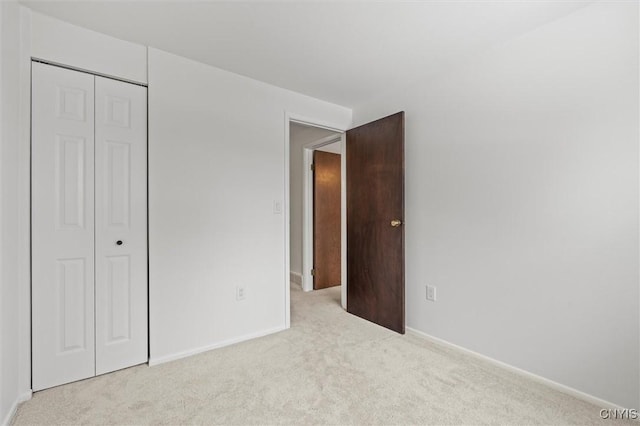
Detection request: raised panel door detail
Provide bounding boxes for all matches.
[32,62,96,391]
[57,259,87,353]
[106,256,132,344]
[56,86,86,121]
[105,95,131,128]
[56,135,86,229]
[107,141,131,227]
[95,75,147,376]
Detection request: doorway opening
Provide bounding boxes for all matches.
[287,119,346,312]
[285,111,405,333]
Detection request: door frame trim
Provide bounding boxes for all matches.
[31,58,148,87]
[30,61,150,389]
[284,112,347,328]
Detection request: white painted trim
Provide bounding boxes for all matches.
[340,133,347,309]
[2,391,32,426]
[406,327,625,410]
[18,5,32,401]
[148,326,286,366]
[1,400,13,426]
[284,112,348,326]
[302,133,342,293]
[637,5,640,411]
[290,271,302,286]
[288,114,346,134]
[284,114,291,329]
[302,148,312,292]
[31,58,148,87]
[303,133,342,150]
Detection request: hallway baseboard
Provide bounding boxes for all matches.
[289,272,302,286]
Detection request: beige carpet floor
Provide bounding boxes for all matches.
[13,283,630,425]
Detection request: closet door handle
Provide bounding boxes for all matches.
[116,240,123,246]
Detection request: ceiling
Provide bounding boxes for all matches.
[21,1,589,108]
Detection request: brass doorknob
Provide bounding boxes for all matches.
[391,219,403,227]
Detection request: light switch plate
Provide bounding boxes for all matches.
[236,286,246,301]
[273,200,282,214]
[426,285,437,302]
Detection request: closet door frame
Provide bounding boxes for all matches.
[31,60,149,391]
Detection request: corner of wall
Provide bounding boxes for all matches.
[0,1,25,424]
[1,391,31,426]
[17,2,32,401]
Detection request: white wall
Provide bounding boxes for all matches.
[8,8,350,403]
[1,1,23,424]
[148,48,351,363]
[10,0,635,414]
[0,10,149,424]
[289,124,340,278]
[30,11,147,84]
[17,6,32,409]
[353,2,639,408]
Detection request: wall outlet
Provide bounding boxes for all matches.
[426,285,437,302]
[236,286,246,301]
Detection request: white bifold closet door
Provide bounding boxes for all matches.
[94,75,147,376]
[32,62,147,391]
[32,63,96,391]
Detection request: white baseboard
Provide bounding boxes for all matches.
[148,325,286,366]
[406,327,624,410]
[290,271,302,286]
[2,390,32,426]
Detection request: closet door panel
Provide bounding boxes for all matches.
[32,62,96,391]
[95,76,148,375]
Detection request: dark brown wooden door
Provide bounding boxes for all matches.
[313,150,342,289]
[347,112,405,334]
